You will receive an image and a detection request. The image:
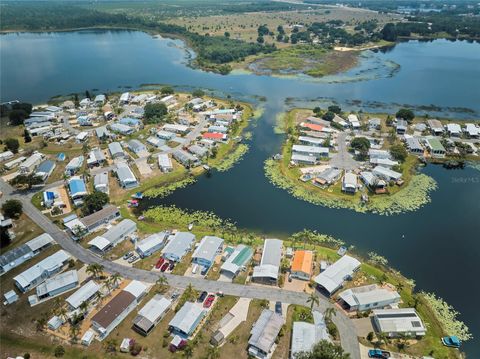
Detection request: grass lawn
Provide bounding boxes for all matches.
[0,214,44,254]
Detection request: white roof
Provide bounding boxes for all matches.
[249,309,284,353]
[116,163,137,184]
[372,166,402,181]
[314,255,361,294]
[253,239,282,280]
[292,145,329,155]
[157,153,173,168]
[162,232,195,259]
[108,142,124,155]
[373,308,426,334]
[343,172,357,187]
[169,301,205,334]
[137,294,172,322]
[137,232,167,253]
[291,322,318,356]
[66,280,101,309]
[369,149,391,159]
[103,219,136,243]
[446,123,461,133]
[123,280,147,299]
[26,233,54,252]
[81,329,95,344]
[465,123,479,136]
[291,154,317,163]
[298,136,324,145]
[88,236,111,251]
[192,236,224,263]
[338,284,400,308]
[163,123,189,132]
[14,250,71,289]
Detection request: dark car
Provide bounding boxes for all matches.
[160,262,169,272]
[168,262,175,271]
[275,301,282,315]
[200,266,208,275]
[198,291,208,302]
[155,257,165,269]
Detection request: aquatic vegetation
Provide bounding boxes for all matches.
[213,144,249,172]
[274,112,287,134]
[368,251,389,266]
[144,205,235,231]
[289,229,344,247]
[264,159,438,215]
[244,131,253,140]
[143,177,196,198]
[421,292,473,341]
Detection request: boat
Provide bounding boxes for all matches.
[202,165,210,171]
[138,216,145,221]
[131,192,143,200]
[441,336,461,348]
[127,199,139,208]
[337,246,347,256]
[188,222,194,231]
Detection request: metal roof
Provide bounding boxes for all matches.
[116,163,137,184]
[252,239,282,280]
[102,219,136,244]
[248,309,284,354]
[66,280,101,309]
[193,236,224,263]
[123,280,147,299]
[36,270,78,297]
[137,232,168,253]
[162,232,195,259]
[169,301,205,335]
[373,308,426,334]
[221,245,253,275]
[314,255,361,294]
[339,284,400,308]
[80,205,119,229]
[91,290,136,329]
[94,172,109,187]
[108,142,124,155]
[133,294,172,332]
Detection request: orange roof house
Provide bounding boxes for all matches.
[291,250,313,280]
[300,122,324,132]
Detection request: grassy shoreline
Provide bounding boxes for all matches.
[265,108,439,215]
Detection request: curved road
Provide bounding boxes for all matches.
[0,179,360,358]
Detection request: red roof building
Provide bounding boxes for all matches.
[203,132,227,141]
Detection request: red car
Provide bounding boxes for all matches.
[203,294,215,308]
[160,262,169,272]
[155,257,165,269]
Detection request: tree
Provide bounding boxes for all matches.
[381,23,397,41]
[367,331,374,342]
[307,293,320,310]
[9,173,44,189]
[85,90,91,99]
[155,276,169,293]
[130,342,142,356]
[192,89,205,98]
[395,108,415,123]
[257,35,264,44]
[327,105,342,114]
[183,343,193,358]
[69,323,80,343]
[224,31,230,38]
[86,263,104,279]
[322,111,335,122]
[24,354,31,359]
[389,143,408,162]
[324,307,336,323]
[54,345,65,357]
[160,86,174,95]
[294,340,350,359]
[79,301,89,314]
[23,129,32,143]
[1,227,12,248]
[207,345,220,359]
[144,102,168,124]
[81,191,109,215]
[110,272,121,289]
[2,199,23,219]
[8,109,28,125]
[350,137,370,159]
[313,107,322,116]
[257,25,269,36]
[4,138,20,153]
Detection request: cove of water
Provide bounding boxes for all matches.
[1,30,479,355]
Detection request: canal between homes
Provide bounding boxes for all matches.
[1,30,479,355]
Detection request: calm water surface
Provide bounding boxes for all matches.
[1,31,479,355]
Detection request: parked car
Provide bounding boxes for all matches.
[368,349,390,358]
[198,291,208,302]
[160,262,169,272]
[200,266,208,275]
[275,301,282,315]
[168,262,175,271]
[155,257,165,269]
[171,290,180,300]
[128,255,138,263]
[123,252,133,260]
[203,294,215,308]
[192,264,198,274]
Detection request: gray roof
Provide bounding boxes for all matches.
[192,236,224,263]
[133,295,172,332]
[373,308,426,335]
[36,270,78,297]
[248,309,284,353]
[137,232,168,253]
[36,160,55,174]
[162,232,195,259]
[116,163,137,184]
[314,255,361,294]
[108,142,124,156]
[253,239,282,280]
[102,219,136,244]
[94,172,109,187]
[338,284,400,308]
[169,301,205,334]
[128,139,146,151]
[95,126,111,138]
[80,205,119,229]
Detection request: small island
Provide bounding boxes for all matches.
[265,106,479,215]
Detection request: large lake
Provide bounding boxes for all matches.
[1,30,479,355]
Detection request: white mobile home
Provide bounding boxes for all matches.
[314,255,361,295]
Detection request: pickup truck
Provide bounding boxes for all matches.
[368,349,391,358]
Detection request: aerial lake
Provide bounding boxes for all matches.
[1,30,479,355]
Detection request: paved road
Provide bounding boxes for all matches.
[0,179,360,358]
[330,132,359,170]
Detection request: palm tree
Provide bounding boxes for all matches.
[79,301,89,314]
[110,272,121,289]
[396,282,404,293]
[156,276,169,293]
[307,293,320,311]
[70,323,80,343]
[58,307,68,322]
[376,332,390,347]
[324,307,336,323]
[86,263,104,279]
[183,344,193,358]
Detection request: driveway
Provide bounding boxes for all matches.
[0,179,361,359]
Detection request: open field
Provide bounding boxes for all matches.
[165,8,400,45]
